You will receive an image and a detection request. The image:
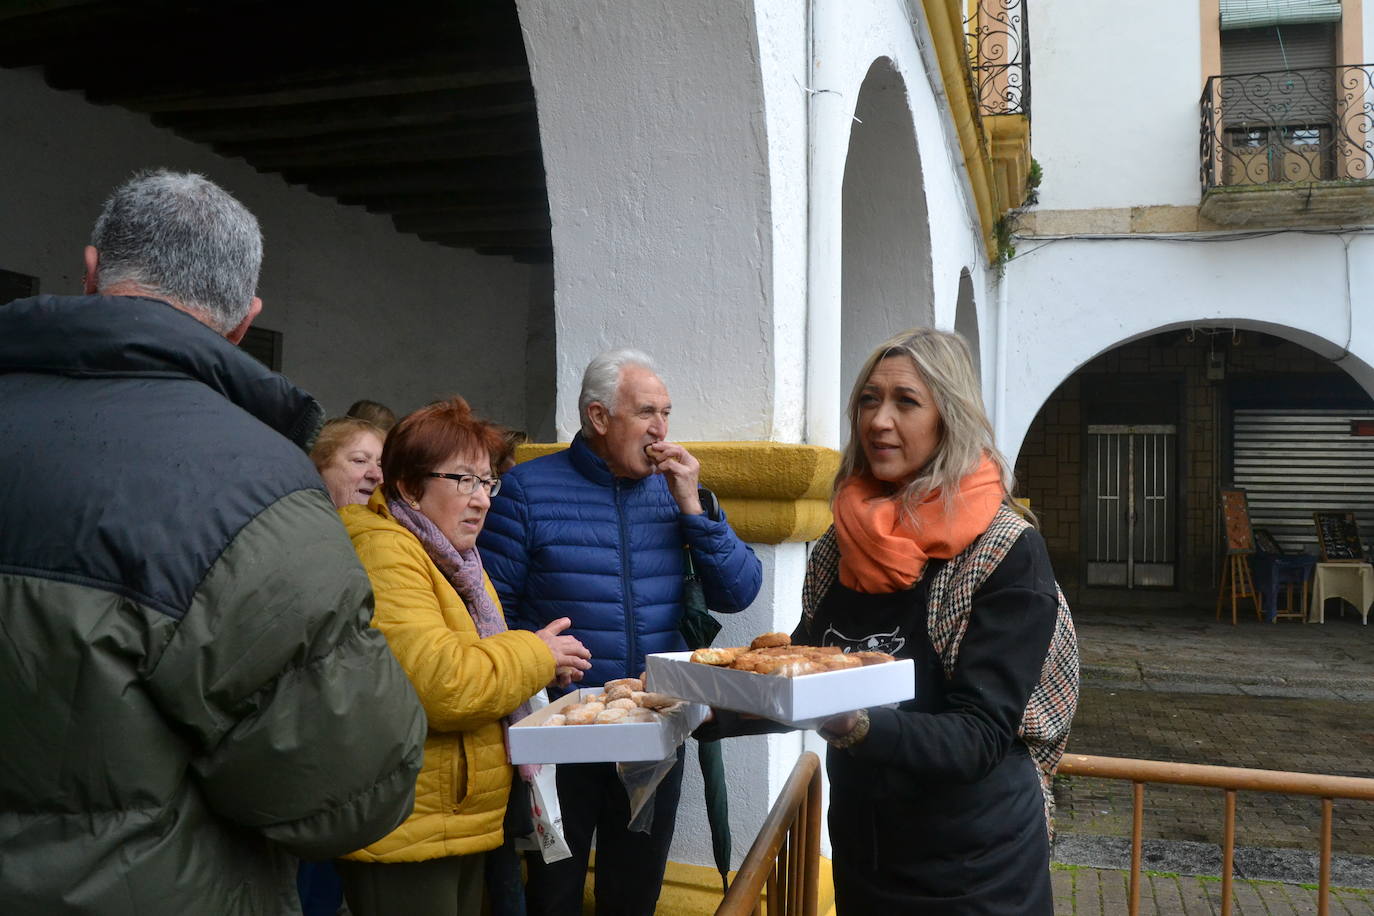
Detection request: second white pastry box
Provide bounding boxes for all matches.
[644,651,915,729]
[508,688,709,765]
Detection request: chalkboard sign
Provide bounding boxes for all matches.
[1221,489,1254,555]
[1313,511,1364,561]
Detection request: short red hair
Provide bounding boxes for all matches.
[381,396,506,502]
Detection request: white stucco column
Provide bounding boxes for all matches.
[516,0,778,443]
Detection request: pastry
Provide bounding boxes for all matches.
[749,632,791,649]
[690,646,745,666]
[852,651,897,666]
[543,714,567,727]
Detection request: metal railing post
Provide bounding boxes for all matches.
[1059,755,1374,914]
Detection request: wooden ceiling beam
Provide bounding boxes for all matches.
[417,228,552,249]
[299,155,546,197]
[99,62,531,112]
[154,84,536,143]
[391,207,550,235]
[215,118,540,170]
[347,188,551,214]
[472,246,554,264]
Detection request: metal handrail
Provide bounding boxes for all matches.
[715,751,822,916]
[1059,753,1374,916]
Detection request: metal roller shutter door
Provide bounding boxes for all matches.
[1232,408,1374,554]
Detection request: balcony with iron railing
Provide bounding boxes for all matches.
[1200,64,1374,226]
[962,0,1035,226]
[965,0,1030,117]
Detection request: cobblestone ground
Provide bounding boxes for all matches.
[1052,865,1374,915]
[1055,687,1374,853]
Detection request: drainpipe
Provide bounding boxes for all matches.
[805,0,843,451]
[993,266,1010,453]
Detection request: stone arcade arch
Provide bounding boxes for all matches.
[1012,318,1374,604]
[838,58,934,413]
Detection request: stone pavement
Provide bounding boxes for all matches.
[1046,603,1374,912]
[1052,864,1374,915]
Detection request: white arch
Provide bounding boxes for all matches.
[838,57,934,402]
[954,266,981,378]
[807,1,991,447]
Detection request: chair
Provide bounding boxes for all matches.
[1310,562,1374,625]
[1250,529,1316,622]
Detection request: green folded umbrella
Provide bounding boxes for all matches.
[682,547,731,892]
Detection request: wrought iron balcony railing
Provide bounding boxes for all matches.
[964,0,1030,116]
[1200,64,1374,192]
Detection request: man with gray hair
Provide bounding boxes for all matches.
[481,349,762,915]
[0,170,426,915]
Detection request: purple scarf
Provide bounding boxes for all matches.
[387,496,539,780]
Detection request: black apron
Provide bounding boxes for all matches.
[812,569,1053,915]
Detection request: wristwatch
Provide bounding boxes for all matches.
[819,708,870,749]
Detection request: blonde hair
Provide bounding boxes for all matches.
[835,327,1025,522]
[310,417,386,473]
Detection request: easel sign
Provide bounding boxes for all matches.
[1313,511,1364,562]
[1220,489,1254,555]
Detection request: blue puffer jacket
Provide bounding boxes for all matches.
[480,434,762,688]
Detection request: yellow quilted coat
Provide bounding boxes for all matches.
[340,493,554,862]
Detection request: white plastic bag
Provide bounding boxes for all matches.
[520,764,572,864]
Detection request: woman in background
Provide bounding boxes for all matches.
[336,397,590,916]
[298,415,387,916]
[311,417,385,508]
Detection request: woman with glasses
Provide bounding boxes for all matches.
[335,396,592,916]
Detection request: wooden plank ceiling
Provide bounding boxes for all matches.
[0,0,552,263]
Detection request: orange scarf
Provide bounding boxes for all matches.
[832,455,1005,593]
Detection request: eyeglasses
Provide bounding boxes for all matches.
[426,472,502,496]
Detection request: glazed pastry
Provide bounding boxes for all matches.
[543,714,567,727]
[594,707,629,724]
[851,651,897,666]
[604,684,635,702]
[634,691,678,709]
[606,698,638,711]
[690,646,744,666]
[750,632,791,649]
[605,677,644,692]
[563,704,599,725]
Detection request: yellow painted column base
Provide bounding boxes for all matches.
[512,441,841,544]
[579,854,837,915]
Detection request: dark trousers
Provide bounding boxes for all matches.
[524,748,685,916]
[336,853,486,916]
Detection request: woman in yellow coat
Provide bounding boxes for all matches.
[336,397,592,916]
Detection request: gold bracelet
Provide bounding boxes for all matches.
[820,708,870,749]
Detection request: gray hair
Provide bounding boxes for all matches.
[578,348,658,437]
[836,326,1024,522]
[90,170,263,333]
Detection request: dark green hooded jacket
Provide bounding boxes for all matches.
[0,295,427,915]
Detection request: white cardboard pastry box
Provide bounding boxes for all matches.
[644,651,915,729]
[508,688,709,765]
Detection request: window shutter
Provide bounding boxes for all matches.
[1220,0,1342,30]
[1219,25,1337,126]
[1221,24,1336,74]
